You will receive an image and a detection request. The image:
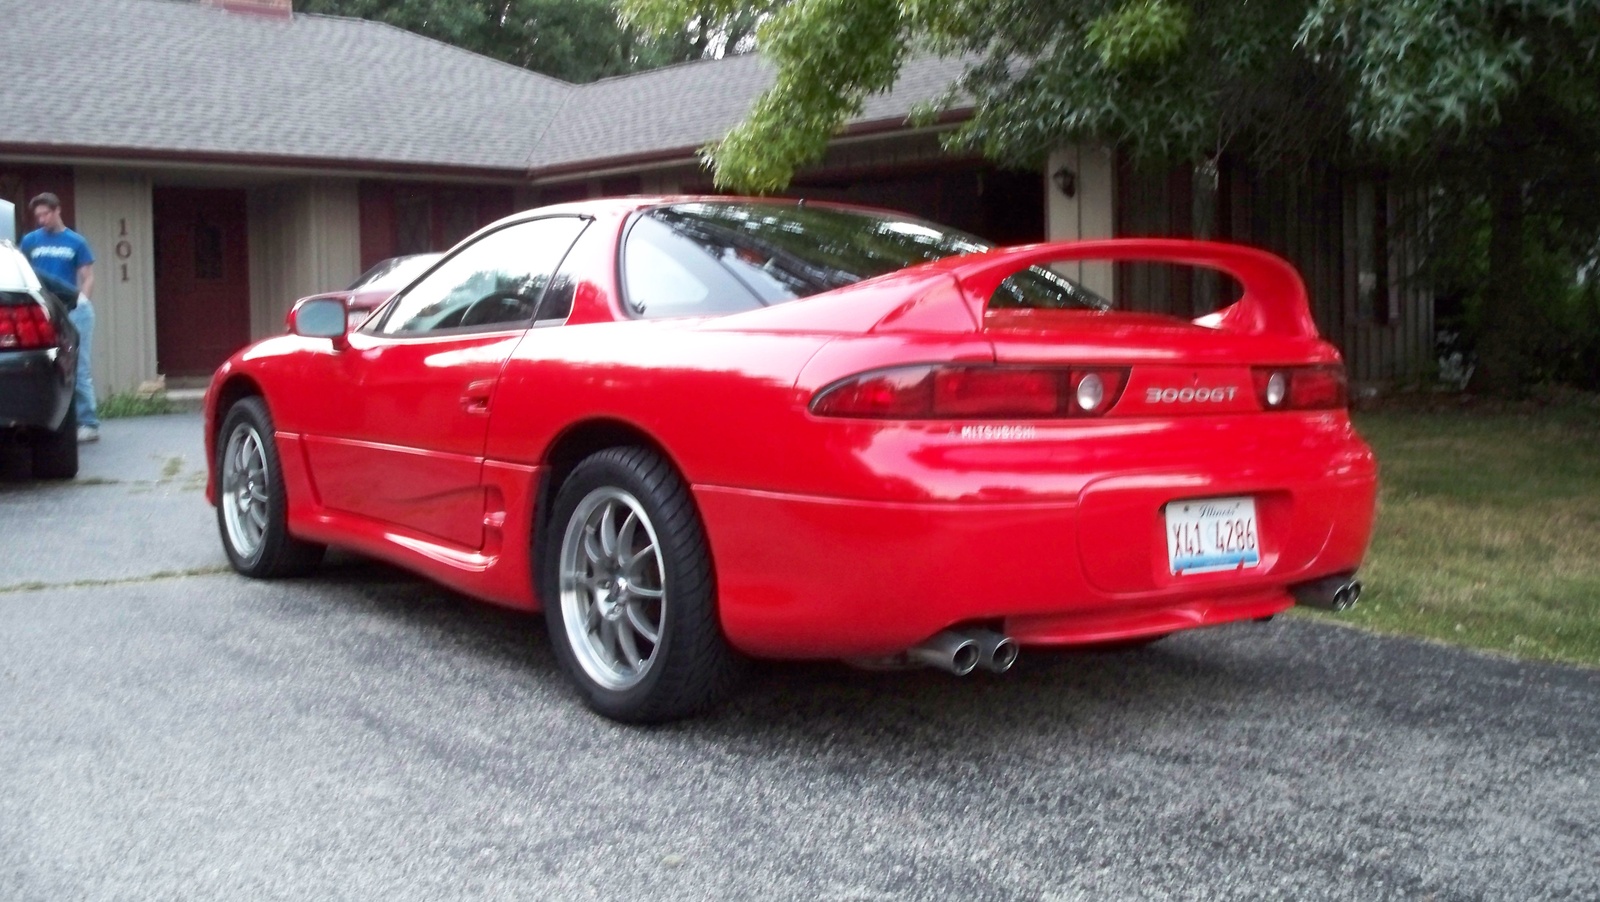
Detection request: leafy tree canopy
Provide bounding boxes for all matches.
[626,0,1600,392]
[299,0,758,82]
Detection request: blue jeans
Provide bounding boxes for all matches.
[68,298,99,429]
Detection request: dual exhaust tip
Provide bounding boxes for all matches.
[1291,573,1364,612]
[908,629,1019,676]
[907,573,1365,675]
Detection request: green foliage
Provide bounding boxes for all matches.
[620,0,1600,392]
[99,391,173,419]
[722,0,909,191]
[299,0,755,82]
[1085,0,1190,70]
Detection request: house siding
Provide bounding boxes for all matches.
[248,180,361,340]
[72,168,159,399]
[1117,157,1433,384]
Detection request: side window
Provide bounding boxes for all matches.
[377,217,588,335]
[620,214,769,319]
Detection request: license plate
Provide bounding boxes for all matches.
[1166,496,1260,575]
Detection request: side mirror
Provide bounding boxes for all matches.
[288,296,349,348]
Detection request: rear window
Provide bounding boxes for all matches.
[620,201,1110,319]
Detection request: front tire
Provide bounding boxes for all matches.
[31,404,78,480]
[543,447,741,722]
[216,397,324,578]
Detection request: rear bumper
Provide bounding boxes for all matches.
[696,432,1376,658]
[0,348,71,432]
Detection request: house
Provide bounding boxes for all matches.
[0,0,1425,397]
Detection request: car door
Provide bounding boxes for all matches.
[295,215,589,549]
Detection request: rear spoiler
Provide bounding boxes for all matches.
[951,239,1319,339]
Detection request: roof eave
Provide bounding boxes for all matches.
[526,107,974,184]
[0,143,530,183]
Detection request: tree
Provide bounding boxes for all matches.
[1298,0,1600,391]
[625,0,1600,392]
[298,0,758,82]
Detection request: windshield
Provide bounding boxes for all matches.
[622,201,1110,319]
[347,253,444,292]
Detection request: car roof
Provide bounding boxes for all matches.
[476,195,935,244]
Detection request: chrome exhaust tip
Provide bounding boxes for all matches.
[907,631,981,676]
[1292,573,1363,611]
[963,629,1020,673]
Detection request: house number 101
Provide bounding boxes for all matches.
[116,218,132,282]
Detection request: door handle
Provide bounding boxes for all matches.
[461,379,495,415]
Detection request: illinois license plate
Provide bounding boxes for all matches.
[1166,496,1260,575]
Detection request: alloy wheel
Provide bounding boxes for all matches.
[558,487,667,691]
[221,422,269,560]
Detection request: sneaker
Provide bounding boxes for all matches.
[76,425,99,443]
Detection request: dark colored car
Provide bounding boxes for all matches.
[0,240,79,479]
[292,253,445,333]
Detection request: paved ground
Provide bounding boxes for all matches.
[1,414,1597,901]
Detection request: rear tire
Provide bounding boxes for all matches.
[30,405,78,480]
[542,447,742,723]
[216,397,324,578]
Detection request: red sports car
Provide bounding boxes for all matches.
[204,197,1377,722]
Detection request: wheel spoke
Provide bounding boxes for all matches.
[583,597,601,631]
[598,502,619,558]
[247,504,267,531]
[622,544,656,581]
[616,620,642,670]
[626,582,663,600]
[582,526,606,567]
[597,619,618,665]
[624,600,660,644]
[615,510,639,565]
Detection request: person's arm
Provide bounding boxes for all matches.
[77,262,94,298]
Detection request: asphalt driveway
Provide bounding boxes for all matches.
[1,414,1595,900]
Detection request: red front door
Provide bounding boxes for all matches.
[154,187,251,377]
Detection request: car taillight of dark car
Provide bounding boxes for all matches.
[0,298,58,350]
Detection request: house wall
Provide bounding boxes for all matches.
[248,180,361,339]
[70,167,159,398]
[1115,158,1433,384]
[0,164,76,242]
[356,181,519,270]
[1045,146,1116,298]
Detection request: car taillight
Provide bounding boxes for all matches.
[811,365,1128,419]
[0,301,58,350]
[1251,365,1348,410]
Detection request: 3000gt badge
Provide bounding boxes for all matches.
[1146,385,1238,403]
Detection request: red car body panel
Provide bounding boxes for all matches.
[206,197,1377,660]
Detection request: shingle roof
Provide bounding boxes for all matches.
[529,53,969,173]
[0,0,969,176]
[0,0,574,171]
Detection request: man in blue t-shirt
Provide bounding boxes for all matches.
[20,192,99,442]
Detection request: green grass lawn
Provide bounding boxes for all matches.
[1305,398,1600,667]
